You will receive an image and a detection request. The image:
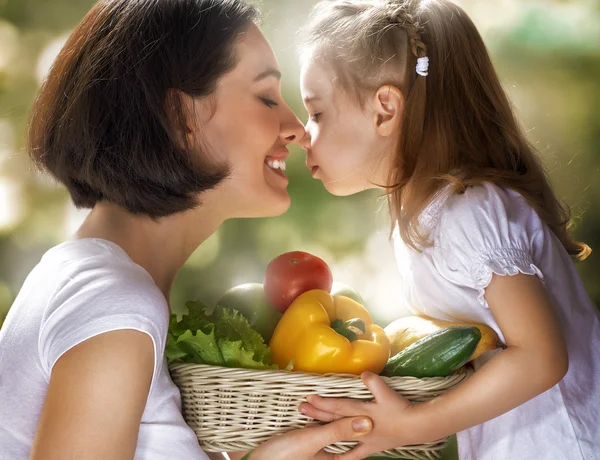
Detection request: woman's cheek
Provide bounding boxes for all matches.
[254,111,280,146]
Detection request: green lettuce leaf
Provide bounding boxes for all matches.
[165,336,187,362]
[166,301,276,370]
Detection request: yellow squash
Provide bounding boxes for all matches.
[269,289,390,375]
[384,315,505,361]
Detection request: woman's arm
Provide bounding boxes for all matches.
[300,274,569,459]
[30,329,155,460]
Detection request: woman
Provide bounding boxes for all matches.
[0,0,372,459]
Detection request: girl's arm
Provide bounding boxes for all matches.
[30,329,155,460]
[300,273,568,460]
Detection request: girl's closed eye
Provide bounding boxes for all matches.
[260,97,279,108]
[309,112,321,122]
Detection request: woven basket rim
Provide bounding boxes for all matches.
[168,361,472,382]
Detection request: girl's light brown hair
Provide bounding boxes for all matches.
[302,0,590,260]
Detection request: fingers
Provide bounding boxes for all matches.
[361,372,405,403]
[308,416,373,449]
[304,394,369,417]
[299,402,343,422]
[335,442,374,460]
[248,416,372,460]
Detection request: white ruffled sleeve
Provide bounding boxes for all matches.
[433,183,545,308]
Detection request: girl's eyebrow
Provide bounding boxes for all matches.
[303,96,321,104]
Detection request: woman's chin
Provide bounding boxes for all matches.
[236,192,291,218]
[265,194,291,217]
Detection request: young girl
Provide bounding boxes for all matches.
[0,0,374,459]
[297,0,600,459]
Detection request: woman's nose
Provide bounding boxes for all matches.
[279,109,306,145]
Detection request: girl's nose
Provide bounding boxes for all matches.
[299,129,311,150]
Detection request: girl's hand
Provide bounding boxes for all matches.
[301,274,570,460]
[246,414,374,459]
[299,372,417,460]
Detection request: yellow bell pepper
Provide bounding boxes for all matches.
[268,289,390,375]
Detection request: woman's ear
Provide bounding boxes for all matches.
[165,89,213,147]
[372,85,404,137]
[165,89,194,147]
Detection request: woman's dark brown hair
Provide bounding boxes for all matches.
[28,0,258,218]
[302,0,590,260]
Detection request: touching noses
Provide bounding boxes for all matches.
[279,108,306,146]
[299,127,311,150]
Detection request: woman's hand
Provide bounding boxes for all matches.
[299,372,415,460]
[245,414,374,459]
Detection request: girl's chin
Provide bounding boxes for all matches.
[323,181,365,197]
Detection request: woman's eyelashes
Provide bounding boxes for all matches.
[309,113,321,123]
[260,97,279,108]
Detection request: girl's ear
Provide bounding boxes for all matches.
[372,85,404,137]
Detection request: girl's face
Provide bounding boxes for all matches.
[189,24,305,218]
[299,55,392,196]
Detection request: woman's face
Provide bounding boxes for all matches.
[189,24,305,218]
[299,54,389,196]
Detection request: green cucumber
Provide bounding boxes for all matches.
[383,326,481,378]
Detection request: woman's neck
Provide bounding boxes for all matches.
[75,201,225,300]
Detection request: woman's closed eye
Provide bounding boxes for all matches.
[260,97,279,108]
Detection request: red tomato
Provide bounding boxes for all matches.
[264,251,333,313]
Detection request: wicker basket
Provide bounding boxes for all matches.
[169,363,472,459]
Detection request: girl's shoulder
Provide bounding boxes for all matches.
[423,183,548,306]
[423,182,545,268]
[423,182,544,241]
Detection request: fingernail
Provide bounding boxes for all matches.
[352,418,372,433]
[306,395,314,403]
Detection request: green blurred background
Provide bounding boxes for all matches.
[0,0,598,330]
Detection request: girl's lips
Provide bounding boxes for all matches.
[311,166,319,176]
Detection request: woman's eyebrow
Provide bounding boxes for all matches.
[254,68,282,82]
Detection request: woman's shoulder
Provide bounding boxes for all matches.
[39,238,168,325]
[43,238,158,286]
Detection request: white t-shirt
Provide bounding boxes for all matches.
[393,183,600,460]
[0,238,209,460]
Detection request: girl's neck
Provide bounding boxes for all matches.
[75,201,225,300]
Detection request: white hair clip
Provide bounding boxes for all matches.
[416,56,429,77]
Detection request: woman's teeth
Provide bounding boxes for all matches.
[266,159,286,171]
